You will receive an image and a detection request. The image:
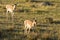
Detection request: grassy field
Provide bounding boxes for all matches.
[0,0,60,40]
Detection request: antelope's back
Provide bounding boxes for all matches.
[24,20,33,26]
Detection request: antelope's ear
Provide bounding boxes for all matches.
[14,2,19,5]
[14,3,17,6]
[35,20,37,22]
[33,18,37,21]
[33,18,36,20]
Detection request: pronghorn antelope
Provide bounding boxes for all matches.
[5,3,17,28]
[6,4,16,17]
[24,19,36,33]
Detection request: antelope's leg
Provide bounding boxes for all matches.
[24,26,27,33]
[6,10,8,27]
[28,28,30,33]
[6,10,8,20]
[11,12,14,28]
[11,12,14,21]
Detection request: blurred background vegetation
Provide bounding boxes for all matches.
[0,0,60,40]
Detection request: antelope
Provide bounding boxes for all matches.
[24,19,36,33]
[5,4,17,29]
[6,4,17,21]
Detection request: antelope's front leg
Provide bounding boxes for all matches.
[24,26,27,34]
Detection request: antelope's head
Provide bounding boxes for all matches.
[32,18,37,27]
[13,2,18,9]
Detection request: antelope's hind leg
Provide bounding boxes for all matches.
[24,26,28,34]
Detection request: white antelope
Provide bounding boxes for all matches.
[24,19,36,33]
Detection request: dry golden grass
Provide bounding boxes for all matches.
[0,0,60,40]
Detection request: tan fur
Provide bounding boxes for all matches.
[6,4,16,21]
[24,20,36,33]
[6,4,15,13]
